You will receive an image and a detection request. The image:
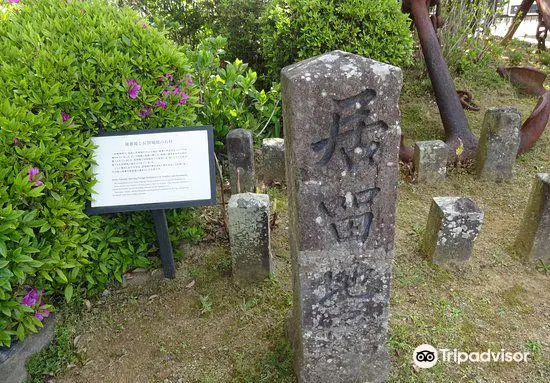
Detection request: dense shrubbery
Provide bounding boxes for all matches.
[122,0,269,84]
[187,36,281,140]
[0,0,277,346]
[260,0,414,80]
[210,0,268,77]
[121,0,216,46]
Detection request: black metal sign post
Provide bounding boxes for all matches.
[86,126,216,279]
[151,209,176,279]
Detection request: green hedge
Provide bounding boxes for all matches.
[0,0,278,346]
[260,0,414,80]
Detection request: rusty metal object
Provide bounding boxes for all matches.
[503,0,550,49]
[519,91,550,155]
[503,0,535,45]
[538,0,550,28]
[497,66,547,96]
[399,134,414,164]
[457,90,480,111]
[498,66,550,155]
[402,0,478,161]
[537,0,550,50]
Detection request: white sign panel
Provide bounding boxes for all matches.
[87,126,216,214]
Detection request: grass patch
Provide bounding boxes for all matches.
[26,311,79,383]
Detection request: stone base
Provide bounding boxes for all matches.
[414,140,448,184]
[228,193,272,284]
[424,197,484,264]
[515,173,550,261]
[0,315,56,383]
[261,138,286,185]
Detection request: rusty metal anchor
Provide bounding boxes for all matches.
[401,0,478,162]
[498,66,550,155]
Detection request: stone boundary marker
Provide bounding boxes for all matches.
[282,50,402,383]
[228,193,272,284]
[261,138,286,185]
[424,197,484,264]
[515,173,550,261]
[476,106,521,181]
[0,316,55,383]
[413,140,448,184]
[226,128,255,194]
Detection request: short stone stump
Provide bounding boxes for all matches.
[228,193,272,284]
[414,140,448,184]
[515,173,550,261]
[0,315,56,383]
[424,197,484,264]
[261,137,286,185]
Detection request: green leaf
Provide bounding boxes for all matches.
[0,241,7,257]
[16,324,25,341]
[64,284,73,302]
[56,269,68,284]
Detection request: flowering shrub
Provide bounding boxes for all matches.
[0,0,230,346]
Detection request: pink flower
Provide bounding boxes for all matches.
[34,309,51,321]
[28,167,39,182]
[178,92,189,105]
[28,167,43,186]
[21,288,51,321]
[21,289,40,307]
[162,89,171,96]
[185,74,193,86]
[154,99,167,110]
[173,86,180,95]
[8,0,20,4]
[13,137,19,146]
[61,111,71,122]
[139,107,152,118]
[127,79,141,99]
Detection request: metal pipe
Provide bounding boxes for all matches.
[406,0,477,156]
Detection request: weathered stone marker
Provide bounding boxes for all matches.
[282,51,402,383]
[261,138,286,185]
[424,197,484,264]
[476,107,521,181]
[228,193,272,284]
[0,316,55,383]
[413,140,448,184]
[226,128,255,194]
[515,173,550,261]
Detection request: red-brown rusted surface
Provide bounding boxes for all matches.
[518,91,550,155]
[537,0,550,29]
[497,67,547,96]
[402,0,477,162]
[497,66,549,155]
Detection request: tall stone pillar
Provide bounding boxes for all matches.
[282,51,402,383]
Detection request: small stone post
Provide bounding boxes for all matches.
[282,51,402,383]
[413,140,448,184]
[228,193,272,284]
[476,107,521,181]
[424,197,484,264]
[261,138,286,185]
[515,173,550,261]
[226,128,255,194]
